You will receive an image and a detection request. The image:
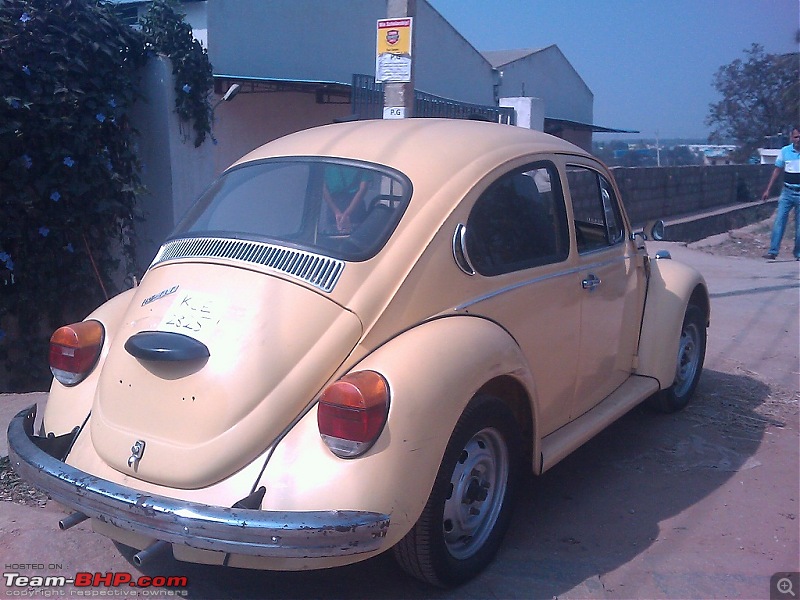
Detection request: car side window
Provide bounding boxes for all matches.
[466,162,569,276]
[567,166,625,253]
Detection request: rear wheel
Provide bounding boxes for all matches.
[648,303,706,413]
[393,395,522,587]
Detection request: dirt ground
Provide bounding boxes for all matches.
[697,215,797,260]
[1,218,798,599]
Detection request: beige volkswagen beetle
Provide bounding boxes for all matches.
[8,118,708,587]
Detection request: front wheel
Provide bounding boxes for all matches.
[392,395,522,587]
[648,303,707,413]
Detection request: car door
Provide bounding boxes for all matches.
[565,161,645,420]
[460,159,580,436]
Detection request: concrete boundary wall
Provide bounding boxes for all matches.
[611,164,775,226]
[130,56,215,273]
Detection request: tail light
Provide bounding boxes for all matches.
[318,370,390,458]
[49,320,105,386]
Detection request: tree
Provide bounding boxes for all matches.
[706,44,800,159]
[663,145,701,167]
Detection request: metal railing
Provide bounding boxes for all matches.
[351,74,515,125]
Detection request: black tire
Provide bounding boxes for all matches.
[648,303,707,413]
[392,395,522,587]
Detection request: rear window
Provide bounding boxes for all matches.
[172,158,411,261]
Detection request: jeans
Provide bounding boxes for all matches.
[768,184,800,258]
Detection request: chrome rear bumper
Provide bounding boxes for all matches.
[7,406,389,559]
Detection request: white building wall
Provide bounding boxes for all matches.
[501,96,545,130]
[181,1,208,47]
[497,46,593,125]
[759,148,780,165]
[130,56,215,271]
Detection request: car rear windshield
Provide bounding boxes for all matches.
[171,158,412,261]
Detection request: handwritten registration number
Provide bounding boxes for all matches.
[159,292,221,341]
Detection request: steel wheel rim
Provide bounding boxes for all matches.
[442,427,509,560]
[674,320,701,397]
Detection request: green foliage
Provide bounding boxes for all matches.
[141,0,213,147]
[707,44,800,158]
[0,0,147,390]
[0,0,214,391]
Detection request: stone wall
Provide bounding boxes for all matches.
[612,164,775,226]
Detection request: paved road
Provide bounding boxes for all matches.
[1,240,798,599]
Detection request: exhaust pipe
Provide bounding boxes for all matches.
[59,512,88,530]
[133,540,171,567]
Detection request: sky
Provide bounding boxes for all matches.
[428,0,799,141]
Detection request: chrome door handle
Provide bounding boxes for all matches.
[581,274,601,291]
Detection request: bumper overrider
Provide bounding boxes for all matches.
[7,406,390,559]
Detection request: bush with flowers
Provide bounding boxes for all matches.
[141,0,214,147]
[0,0,213,391]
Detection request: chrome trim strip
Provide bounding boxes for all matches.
[452,224,475,276]
[7,406,389,558]
[455,253,627,310]
[150,238,345,293]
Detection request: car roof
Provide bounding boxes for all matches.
[233,118,587,181]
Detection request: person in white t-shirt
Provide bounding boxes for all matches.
[761,126,800,260]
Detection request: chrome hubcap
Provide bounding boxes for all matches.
[442,427,508,559]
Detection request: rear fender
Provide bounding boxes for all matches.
[258,315,537,548]
[43,288,137,435]
[636,258,709,387]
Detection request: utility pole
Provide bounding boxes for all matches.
[655,130,661,167]
[379,0,416,119]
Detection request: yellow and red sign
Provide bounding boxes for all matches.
[376,17,413,83]
[377,18,412,55]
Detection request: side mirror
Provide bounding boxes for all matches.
[631,219,666,248]
[648,219,665,241]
